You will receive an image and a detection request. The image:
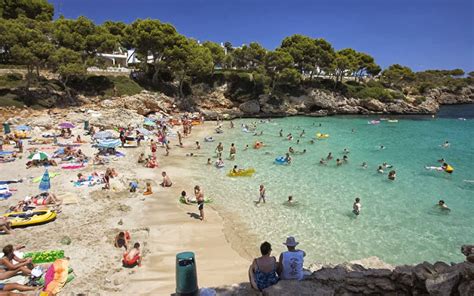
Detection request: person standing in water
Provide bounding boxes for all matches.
[229,143,236,160]
[436,200,450,211]
[195,185,205,220]
[279,129,283,137]
[258,184,266,204]
[216,142,224,158]
[353,198,361,215]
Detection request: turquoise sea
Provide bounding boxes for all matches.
[193,106,474,265]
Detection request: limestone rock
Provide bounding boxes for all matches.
[425,271,460,296]
[239,100,260,114]
[361,99,386,112]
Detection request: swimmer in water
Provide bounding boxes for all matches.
[388,170,396,180]
[343,148,350,154]
[289,147,295,154]
[353,198,361,215]
[243,144,249,151]
[287,195,294,204]
[377,166,384,174]
[361,162,368,169]
[442,141,450,148]
[284,153,292,164]
[207,158,211,165]
[232,165,243,174]
[279,129,283,137]
[287,134,293,141]
[342,155,348,163]
[326,152,333,160]
[319,158,327,165]
[382,162,392,169]
[296,139,300,145]
[436,200,450,211]
[300,130,305,137]
[336,159,342,166]
[216,158,224,167]
[379,145,385,150]
[352,128,355,133]
[310,140,315,144]
[437,158,445,163]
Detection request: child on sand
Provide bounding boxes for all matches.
[143,182,152,195]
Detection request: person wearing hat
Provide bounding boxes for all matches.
[277,236,306,280]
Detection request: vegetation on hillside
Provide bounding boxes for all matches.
[0,0,472,108]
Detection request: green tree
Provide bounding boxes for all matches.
[381,64,416,88]
[264,50,294,93]
[48,47,86,100]
[331,49,358,82]
[0,0,54,21]
[125,18,182,67]
[202,41,225,71]
[232,42,266,70]
[161,39,213,99]
[224,41,233,53]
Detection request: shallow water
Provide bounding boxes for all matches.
[193,112,474,265]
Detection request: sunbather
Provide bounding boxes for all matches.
[27,192,62,206]
[0,245,33,276]
[122,243,141,268]
[0,217,12,234]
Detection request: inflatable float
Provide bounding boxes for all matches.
[227,168,256,177]
[3,210,57,227]
[316,133,329,139]
[368,120,380,125]
[204,136,214,142]
[274,156,288,165]
[387,120,399,123]
[254,142,263,149]
[215,162,225,168]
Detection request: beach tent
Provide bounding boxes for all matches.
[28,151,49,161]
[15,125,31,131]
[97,139,121,148]
[93,131,114,140]
[59,122,75,129]
[39,170,51,191]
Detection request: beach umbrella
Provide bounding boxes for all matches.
[15,125,31,131]
[93,131,113,140]
[97,139,121,148]
[28,151,49,161]
[58,122,75,129]
[39,170,51,192]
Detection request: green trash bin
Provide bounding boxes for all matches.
[176,251,198,296]
[2,123,11,134]
[84,120,89,131]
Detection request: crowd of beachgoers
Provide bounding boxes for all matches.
[0,112,463,295]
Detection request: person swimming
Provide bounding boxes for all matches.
[353,198,361,215]
[436,200,450,211]
[382,162,393,168]
[361,162,368,169]
[342,155,348,163]
[284,153,292,164]
[289,147,295,154]
[379,145,386,150]
[336,159,342,166]
[319,158,327,165]
[310,140,315,144]
[377,166,384,174]
[207,158,211,165]
[287,195,294,203]
[279,129,283,137]
[388,170,396,180]
[216,158,224,167]
[300,130,305,137]
[287,134,293,141]
[296,139,300,145]
[343,148,350,154]
[442,141,450,148]
[437,158,445,163]
[442,163,454,174]
[326,152,333,160]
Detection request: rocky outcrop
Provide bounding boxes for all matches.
[260,245,474,296]
[239,100,260,114]
[428,86,474,105]
[213,245,473,296]
[100,91,175,115]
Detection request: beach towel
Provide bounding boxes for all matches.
[33,172,60,183]
[61,163,86,170]
[44,258,69,295]
[0,184,12,200]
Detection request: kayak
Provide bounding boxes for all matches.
[387,120,399,123]
[227,168,256,177]
[179,196,213,204]
[3,210,57,227]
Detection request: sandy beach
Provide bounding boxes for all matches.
[0,119,255,295]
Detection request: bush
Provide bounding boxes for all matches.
[354,86,402,102]
[6,73,23,81]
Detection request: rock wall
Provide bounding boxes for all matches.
[212,246,473,296]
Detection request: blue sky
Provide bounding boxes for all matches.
[49,0,473,71]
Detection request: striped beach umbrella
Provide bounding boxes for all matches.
[28,151,49,161]
[39,170,51,191]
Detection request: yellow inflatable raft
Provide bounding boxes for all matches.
[316,133,329,139]
[3,210,57,227]
[227,168,256,177]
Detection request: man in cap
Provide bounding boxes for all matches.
[277,236,306,280]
